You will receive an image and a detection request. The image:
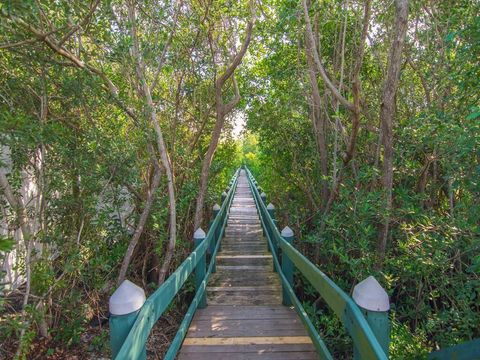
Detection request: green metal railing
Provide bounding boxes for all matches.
[110,169,240,360]
[245,166,389,360]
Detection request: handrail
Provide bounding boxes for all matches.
[245,166,388,360]
[112,169,240,360]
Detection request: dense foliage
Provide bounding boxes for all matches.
[0,0,478,359]
[244,0,479,358]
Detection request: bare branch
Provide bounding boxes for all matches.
[301,0,354,112]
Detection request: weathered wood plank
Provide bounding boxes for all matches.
[180,343,316,353]
[183,336,312,345]
[178,351,318,360]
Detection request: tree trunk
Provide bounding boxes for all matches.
[305,26,329,207]
[193,18,254,231]
[377,0,409,266]
[117,163,162,285]
[127,1,177,285]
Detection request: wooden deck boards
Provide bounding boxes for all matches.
[178,170,316,359]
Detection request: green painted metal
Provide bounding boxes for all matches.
[428,339,480,360]
[112,170,239,360]
[260,192,267,204]
[354,309,390,359]
[194,234,207,309]
[245,167,388,360]
[281,231,294,306]
[110,310,146,360]
[163,204,227,360]
[209,207,220,273]
[267,205,276,270]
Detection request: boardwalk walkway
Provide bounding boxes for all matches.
[178,170,316,359]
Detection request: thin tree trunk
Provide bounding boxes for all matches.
[333,6,347,186]
[117,163,162,285]
[377,0,409,267]
[0,169,33,357]
[305,20,329,207]
[303,0,371,230]
[127,1,177,285]
[193,17,253,231]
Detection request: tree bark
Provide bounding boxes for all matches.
[127,1,177,285]
[117,162,162,285]
[303,0,371,233]
[305,22,329,207]
[377,0,409,267]
[193,17,253,231]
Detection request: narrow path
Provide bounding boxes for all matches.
[178,170,316,359]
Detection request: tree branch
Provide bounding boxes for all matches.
[301,0,354,112]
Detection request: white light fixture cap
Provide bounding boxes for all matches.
[353,276,390,312]
[213,203,220,211]
[267,203,275,210]
[261,192,267,197]
[109,280,146,315]
[194,228,206,239]
[281,226,294,237]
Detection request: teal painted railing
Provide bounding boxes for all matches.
[110,169,240,360]
[428,338,480,359]
[245,166,389,360]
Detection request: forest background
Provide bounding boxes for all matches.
[0,0,479,359]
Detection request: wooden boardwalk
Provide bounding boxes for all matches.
[178,170,316,359]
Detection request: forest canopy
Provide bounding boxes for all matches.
[0,0,479,359]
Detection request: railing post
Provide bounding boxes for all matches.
[194,228,207,309]
[210,203,220,273]
[109,280,146,360]
[267,203,276,228]
[267,203,277,271]
[281,226,294,306]
[260,192,267,204]
[352,276,390,359]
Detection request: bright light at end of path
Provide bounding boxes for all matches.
[232,111,246,138]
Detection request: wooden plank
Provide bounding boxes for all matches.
[187,319,306,335]
[207,286,281,292]
[183,336,312,346]
[216,265,270,271]
[178,351,318,360]
[180,343,316,353]
[217,257,272,266]
[209,274,280,285]
[207,292,282,306]
[193,306,294,319]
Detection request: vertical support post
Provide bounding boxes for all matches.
[281,226,294,306]
[109,280,146,360]
[352,276,390,359]
[260,192,267,204]
[194,228,207,309]
[267,203,277,229]
[267,203,277,271]
[221,191,227,203]
[210,204,221,273]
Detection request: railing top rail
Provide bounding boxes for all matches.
[245,166,388,360]
[113,168,240,360]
